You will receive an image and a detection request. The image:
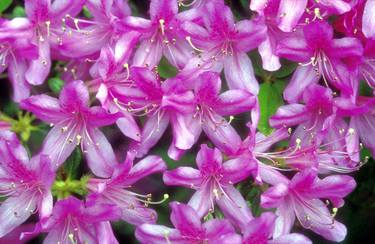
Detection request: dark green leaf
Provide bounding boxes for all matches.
[64,148,82,179]
[158,57,178,79]
[82,6,93,18]
[11,6,25,17]
[258,81,285,135]
[48,77,65,94]
[0,0,12,14]
[273,59,297,78]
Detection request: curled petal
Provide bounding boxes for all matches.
[223,52,259,95]
[363,0,375,39]
[170,202,203,236]
[82,128,117,178]
[20,94,63,124]
[163,167,202,188]
[25,41,50,85]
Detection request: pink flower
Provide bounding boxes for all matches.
[178,1,267,94]
[188,71,257,156]
[135,201,242,244]
[20,80,122,177]
[38,196,120,244]
[261,169,356,242]
[0,131,54,237]
[87,153,167,225]
[24,0,85,85]
[111,67,196,159]
[243,212,312,244]
[277,21,363,102]
[163,144,255,229]
[0,18,38,101]
[123,0,198,69]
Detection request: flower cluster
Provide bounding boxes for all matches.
[0,0,374,243]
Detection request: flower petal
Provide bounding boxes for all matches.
[223,52,259,95]
[363,0,375,39]
[0,195,34,238]
[215,90,256,116]
[163,167,202,188]
[41,123,77,169]
[8,59,30,102]
[20,94,64,124]
[277,0,307,32]
[82,128,117,178]
[282,65,320,103]
[124,155,166,186]
[169,202,203,236]
[216,185,253,229]
[270,104,308,128]
[59,80,90,111]
[25,41,50,85]
[135,224,183,244]
[134,113,170,158]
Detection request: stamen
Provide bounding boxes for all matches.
[159,19,166,35]
[123,63,130,79]
[185,36,204,52]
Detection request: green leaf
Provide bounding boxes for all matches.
[48,77,65,94]
[258,81,285,135]
[158,57,178,79]
[82,6,92,18]
[63,148,82,180]
[273,59,297,78]
[11,6,25,17]
[0,0,12,14]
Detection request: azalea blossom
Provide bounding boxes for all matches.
[87,153,167,225]
[0,131,54,237]
[277,20,363,102]
[136,201,242,244]
[177,1,267,94]
[20,80,121,177]
[38,196,120,244]
[261,169,356,242]
[163,144,255,229]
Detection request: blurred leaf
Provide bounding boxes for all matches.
[0,0,12,14]
[158,58,178,79]
[82,6,93,18]
[273,60,297,78]
[359,80,372,97]
[48,77,65,94]
[63,148,82,180]
[11,6,25,17]
[258,81,285,135]
[3,101,18,116]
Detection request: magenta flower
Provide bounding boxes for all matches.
[24,0,85,85]
[111,67,196,159]
[0,18,38,101]
[243,212,312,244]
[123,0,198,69]
[135,201,242,244]
[0,131,54,237]
[89,46,143,142]
[178,1,267,94]
[362,0,375,39]
[270,84,339,145]
[269,84,361,172]
[20,80,122,177]
[39,196,120,244]
[58,0,138,59]
[189,71,257,155]
[251,0,352,32]
[277,21,363,102]
[87,154,167,225]
[261,169,356,242]
[163,144,255,229]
